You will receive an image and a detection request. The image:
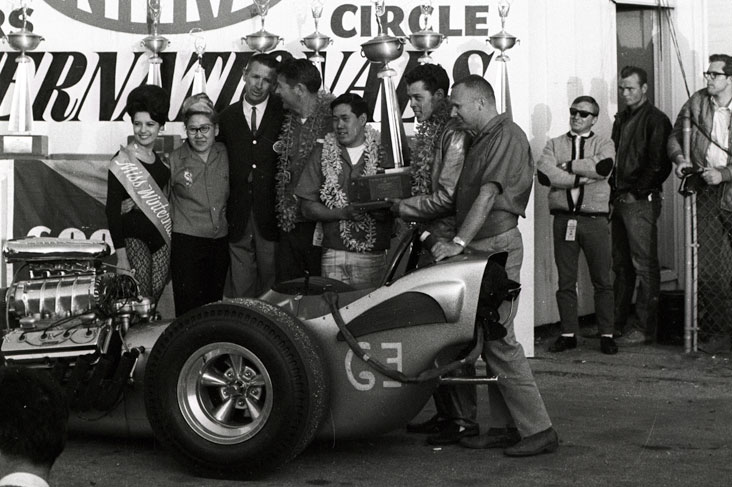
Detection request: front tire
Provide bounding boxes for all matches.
[143,302,329,477]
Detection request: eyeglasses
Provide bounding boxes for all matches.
[704,71,729,81]
[569,108,597,118]
[186,124,213,136]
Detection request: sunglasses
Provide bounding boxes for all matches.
[569,108,597,118]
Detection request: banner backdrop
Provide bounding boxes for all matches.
[12,158,109,242]
[0,0,503,154]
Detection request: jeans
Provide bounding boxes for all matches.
[321,248,387,290]
[553,214,614,335]
[611,194,662,339]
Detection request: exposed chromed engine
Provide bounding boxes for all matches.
[1,237,155,410]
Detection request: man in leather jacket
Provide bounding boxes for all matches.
[611,66,672,345]
[668,54,732,349]
[390,64,475,446]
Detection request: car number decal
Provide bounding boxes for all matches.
[345,342,403,391]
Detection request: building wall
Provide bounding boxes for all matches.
[527,0,619,326]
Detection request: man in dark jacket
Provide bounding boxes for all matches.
[219,53,284,297]
[611,66,672,345]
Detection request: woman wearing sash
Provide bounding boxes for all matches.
[105,84,172,304]
[168,94,230,316]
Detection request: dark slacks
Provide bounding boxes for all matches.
[224,211,278,298]
[553,214,614,335]
[276,221,322,282]
[171,232,229,316]
[611,194,662,338]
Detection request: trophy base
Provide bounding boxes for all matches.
[348,169,412,211]
[0,134,48,158]
[127,134,182,157]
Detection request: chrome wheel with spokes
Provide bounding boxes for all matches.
[144,302,328,477]
[177,342,273,444]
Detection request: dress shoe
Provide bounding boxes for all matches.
[406,414,448,434]
[426,422,478,445]
[616,329,649,345]
[601,336,618,355]
[548,335,577,352]
[460,427,520,449]
[503,427,559,457]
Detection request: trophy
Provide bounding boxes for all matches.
[243,0,283,53]
[141,0,170,87]
[190,28,207,95]
[487,0,519,117]
[488,0,519,61]
[301,0,333,67]
[1,0,47,156]
[2,0,42,134]
[408,1,446,65]
[354,0,411,209]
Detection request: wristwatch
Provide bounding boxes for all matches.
[452,236,466,248]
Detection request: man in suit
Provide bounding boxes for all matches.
[0,367,69,487]
[219,53,284,297]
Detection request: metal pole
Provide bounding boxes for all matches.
[682,117,694,353]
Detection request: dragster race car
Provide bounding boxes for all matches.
[0,229,519,478]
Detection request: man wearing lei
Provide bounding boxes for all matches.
[295,93,392,290]
[390,64,476,446]
[274,58,335,281]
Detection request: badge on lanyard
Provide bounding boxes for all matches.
[565,219,577,241]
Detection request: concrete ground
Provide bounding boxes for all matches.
[52,329,732,487]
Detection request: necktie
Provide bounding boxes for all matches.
[251,106,258,135]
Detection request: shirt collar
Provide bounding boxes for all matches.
[568,131,593,138]
[241,96,269,115]
[0,472,50,487]
[711,96,732,110]
[473,112,510,143]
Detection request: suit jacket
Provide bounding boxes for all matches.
[218,95,284,242]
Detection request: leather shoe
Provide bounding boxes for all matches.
[548,336,577,352]
[460,427,520,449]
[406,415,448,434]
[503,427,559,457]
[426,422,478,445]
[601,337,618,355]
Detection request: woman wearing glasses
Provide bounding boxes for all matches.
[168,93,230,316]
[106,84,172,306]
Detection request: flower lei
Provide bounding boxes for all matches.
[274,91,335,232]
[320,125,381,252]
[410,101,452,196]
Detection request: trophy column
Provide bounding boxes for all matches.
[488,0,520,117]
[350,0,412,209]
[141,0,170,87]
[0,1,47,157]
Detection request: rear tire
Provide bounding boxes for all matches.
[144,302,329,477]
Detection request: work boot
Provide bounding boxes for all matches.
[600,337,619,355]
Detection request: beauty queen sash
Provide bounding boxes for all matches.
[109,145,172,246]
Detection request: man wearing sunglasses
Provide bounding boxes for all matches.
[611,66,672,346]
[668,54,732,350]
[537,96,617,355]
